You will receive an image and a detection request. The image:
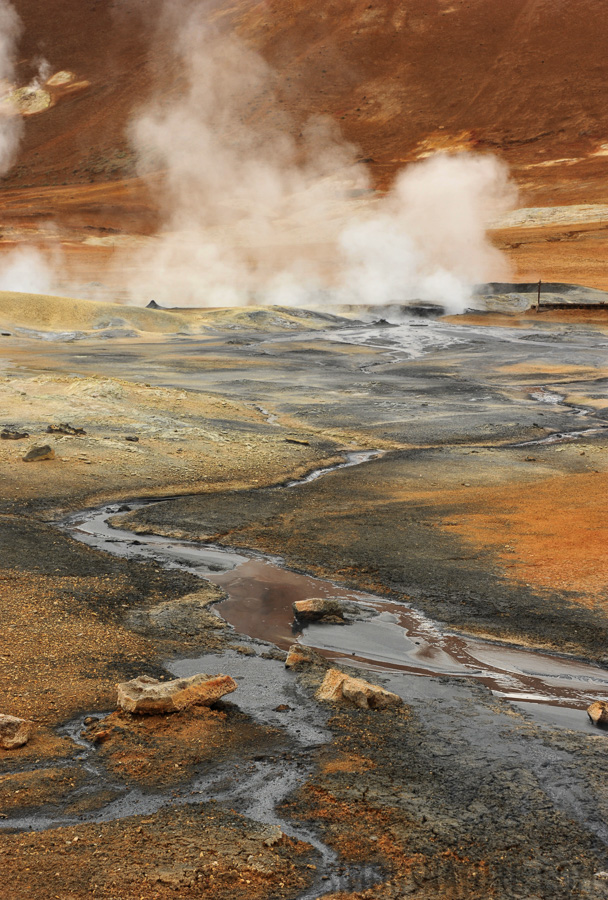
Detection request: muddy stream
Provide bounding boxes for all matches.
[3,450,607,898]
[64,451,608,727]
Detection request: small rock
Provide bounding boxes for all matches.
[117,673,237,714]
[587,700,608,727]
[316,668,403,710]
[22,444,55,462]
[117,504,131,512]
[83,716,98,726]
[285,644,327,669]
[262,825,283,846]
[232,644,256,656]
[261,648,288,662]
[125,435,139,443]
[1,429,29,440]
[0,714,34,749]
[47,423,86,436]
[274,704,292,712]
[89,728,112,744]
[293,597,346,624]
[1,332,11,336]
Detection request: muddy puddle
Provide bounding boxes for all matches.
[63,455,608,734]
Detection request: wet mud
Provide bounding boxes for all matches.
[66,495,608,726]
[2,303,608,897]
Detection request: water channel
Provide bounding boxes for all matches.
[63,451,608,734]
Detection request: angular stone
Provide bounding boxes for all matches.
[47,423,86,435]
[316,668,403,710]
[0,714,34,749]
[22,444,55,462]
[1,429,29,440]
[293,597,345,623]
[146,595,223,635]
[117,673,237,715]
[285,644,326,669]
[587,700,608,727]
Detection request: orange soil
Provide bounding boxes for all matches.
[440,471,608,606]
[0,568,155,726]
[84,705,280,788]
[493,223,608,292]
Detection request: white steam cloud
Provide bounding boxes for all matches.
[338,153,515,313]
[0,0,23,176]
[0,4,60,298]
[0,247,55,295]
[125,1,516,312]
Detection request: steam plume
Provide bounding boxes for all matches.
[0,246,56,295]
[0,0,22,176]
[125,1,516,311]
[339,153,516,313]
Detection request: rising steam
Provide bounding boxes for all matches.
[339,153,515,313]
[0,0,22,176]
[0,246,55,295]
[125,1,516,312]
[0,3,62,297]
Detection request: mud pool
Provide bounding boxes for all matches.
[63,453,608,734]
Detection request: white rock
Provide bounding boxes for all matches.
[117,673,237,714]
[316,668,403,710]
[0,714,34,749]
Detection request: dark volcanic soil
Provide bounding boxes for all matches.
[121,310,608,661]
[2,305,608,898]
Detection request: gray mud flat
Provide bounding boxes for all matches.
[56,460,608,896]
[3,295,608,898]
[66,495,608,729]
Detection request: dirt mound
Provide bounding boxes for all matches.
[0,292,187,334]
[0,292,352,335]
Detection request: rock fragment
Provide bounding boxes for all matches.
[117,673,237,714]
[47,423,86,435]
[285,644,326,669]
[22,444,55,462]
[293,597,345,624]
[316,668,403,710]
[587,700,608,726]
[1,429,29,440]
[125,435,139,442]
[0,714,34,749]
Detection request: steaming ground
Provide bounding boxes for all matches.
[2,290,608,898]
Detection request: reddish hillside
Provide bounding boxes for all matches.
[3,0,608,287]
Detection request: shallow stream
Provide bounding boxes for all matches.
[63,452,608,734]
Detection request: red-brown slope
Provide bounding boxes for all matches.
[2,0,608,288]
[6,0,608,202]
[232,0,608,203]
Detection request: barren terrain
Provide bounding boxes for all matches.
[1,292,608,898]
[2,1,608,897]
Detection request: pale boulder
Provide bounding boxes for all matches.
[293,597,345,623]
[587,700,608,727]
[316,668,403,710]
[0,714,34,749]
[117,673,237,714]
[285,644,326,669]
